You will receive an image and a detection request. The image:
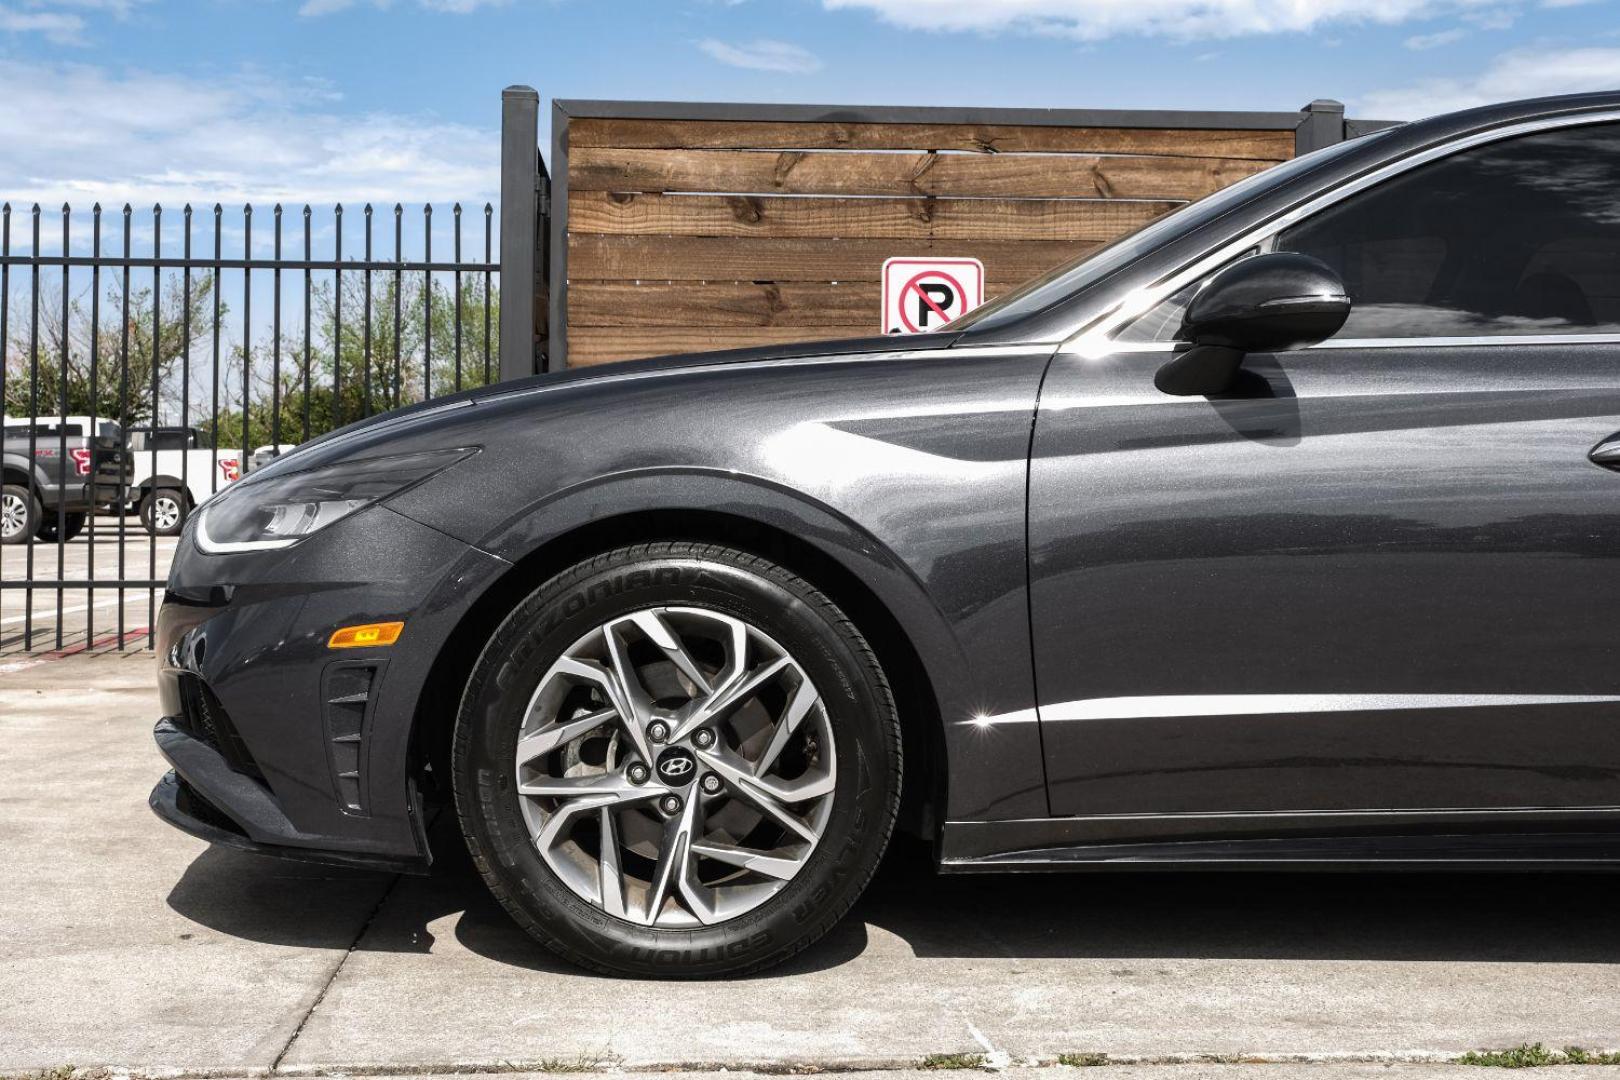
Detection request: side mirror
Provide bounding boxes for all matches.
[1154,252,1350,396]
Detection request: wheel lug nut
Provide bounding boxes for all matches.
[660,794,683,815]
[693,728,716,749]
[700,773,722,795]
[627,762,650,785]
[647,720,670,743]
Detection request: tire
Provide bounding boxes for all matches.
[2,484,41,546]
[140,488,187,536]
[36,511,87,543]
[453,542,901,978]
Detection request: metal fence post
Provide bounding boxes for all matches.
[1296,99,1347,155]
[499,85,540,382]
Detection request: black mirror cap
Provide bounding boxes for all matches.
[1179,252,1351,354]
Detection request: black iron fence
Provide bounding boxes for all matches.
[0,199,506,652]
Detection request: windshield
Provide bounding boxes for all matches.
[951,131,1391,334]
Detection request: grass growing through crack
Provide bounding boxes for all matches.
[1459,1044,1620,1067]
[921,1052,990,1069]
[1058,1052,1112,1067]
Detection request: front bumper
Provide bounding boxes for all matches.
[149,768,423,873]
[148,501,511,868]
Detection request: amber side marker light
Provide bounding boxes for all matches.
[329,621,405,649]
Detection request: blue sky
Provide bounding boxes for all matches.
[0,0,1616,211]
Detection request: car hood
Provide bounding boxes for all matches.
[243,332,960,479]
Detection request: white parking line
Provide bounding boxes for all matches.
[0,593,145,628]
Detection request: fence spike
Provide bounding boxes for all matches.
[61,201,70,214]
[304,204,312,218]
[214,203,223,216]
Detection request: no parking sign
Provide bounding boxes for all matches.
[881,257,984,335]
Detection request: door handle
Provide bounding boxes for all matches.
[1589,435,1620,468]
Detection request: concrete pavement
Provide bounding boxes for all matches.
[4,654,1620,1076]
[1,513,174,654]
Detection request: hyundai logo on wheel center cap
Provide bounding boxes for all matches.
[655,746,697,785]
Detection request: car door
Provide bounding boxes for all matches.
[1030,117,1620,828]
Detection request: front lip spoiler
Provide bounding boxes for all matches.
[149,770,426,875]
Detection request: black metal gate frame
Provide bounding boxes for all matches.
[0,200,500,651]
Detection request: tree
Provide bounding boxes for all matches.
[201,272,498,451]
[2,273,218,425]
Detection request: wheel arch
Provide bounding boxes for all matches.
[410,505,951,851]
[2,462,38,492]
[135,476,196,504]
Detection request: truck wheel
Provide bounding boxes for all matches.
[36,512,88,543]
[140,489,187,537]
[2,484,40,545]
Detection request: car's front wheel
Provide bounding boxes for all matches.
[453,542,901,978]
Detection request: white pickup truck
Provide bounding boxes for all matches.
[124,426,246,536]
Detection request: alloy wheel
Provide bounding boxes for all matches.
[2,492,27,540]
[515,606,835,928]
[152,497,181,532]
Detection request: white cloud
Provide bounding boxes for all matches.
[823,0,1516,41]
[0,0,147,44]
[697,37,824,73]
[298,0,508,15]
[1360,45,1620,118]
[0,6,84,43]
[1405,26,1469,47]
[0,60,499,209]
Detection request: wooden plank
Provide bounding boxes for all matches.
[569,191,1178,243]
[571,281,1019,328]
[568,234,1100,283]
[570,147,1272,201]
[571,282,877,327]
[569,118,1295,161]
[567,324,879,367]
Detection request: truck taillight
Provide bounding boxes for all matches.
[69,448,92,475]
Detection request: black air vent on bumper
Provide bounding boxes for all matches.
[322,661,384,815]
[176,674,264,782]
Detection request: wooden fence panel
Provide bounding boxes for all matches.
[561,109,1301,366]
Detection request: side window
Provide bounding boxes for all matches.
[1118,122,1620,344]
[1278,122,1620,338]
[1117,250,1258,343]
[149,429,191,451]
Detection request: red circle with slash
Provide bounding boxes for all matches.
[898,269,968,333]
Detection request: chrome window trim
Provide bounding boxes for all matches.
[1061,109,1620,360]
[1105,333,1620,355]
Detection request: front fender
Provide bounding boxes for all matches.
[385,347,1052,820]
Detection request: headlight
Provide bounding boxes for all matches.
[195,447,476,554]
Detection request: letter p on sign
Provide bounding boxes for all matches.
[882,258,985,335]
